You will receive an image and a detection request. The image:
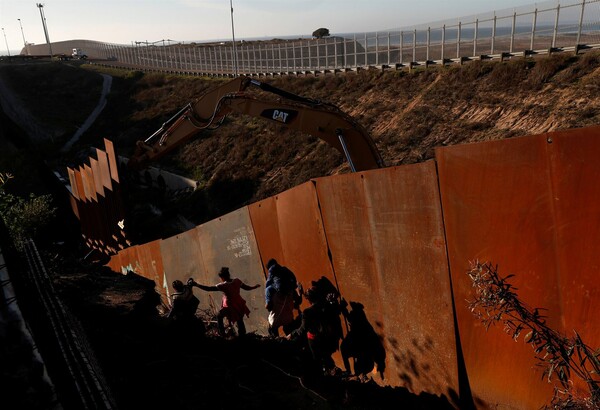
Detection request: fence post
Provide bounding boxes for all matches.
[375,32,379,66]
[552,4,560,49]
[457,22,461,59]
[412,29,417,63]
[387,32,391,66]
[510,12,516,54]
[441,25,445,62]
[353,33,357,68]
[530,8,538,51]
[400,31,404,64]
[427,27,431,62]
[364,32,368,66]
[473,18,478,57]
[576,0,586,50]
[492,14,497,55]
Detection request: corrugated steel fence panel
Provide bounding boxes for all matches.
[436,133,562,408]
[314,163,458,396]
[247,196,284,271]
[160,228,209,311]
[248,181,334,336]
[196,207,268,335]
[549,127,600,350]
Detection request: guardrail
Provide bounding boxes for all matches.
[24,0,600,77]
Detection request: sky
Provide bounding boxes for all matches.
[1,0,543,54]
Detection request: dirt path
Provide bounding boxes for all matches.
[0,68,112,150]
[60,73,112,152]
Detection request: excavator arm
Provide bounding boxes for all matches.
[128,77,384,172]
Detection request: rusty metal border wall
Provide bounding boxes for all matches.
[102,125,600,408]
[65,139,129,256]
[436,125,600,408]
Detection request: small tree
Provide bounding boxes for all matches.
[312,28,330,39]
[467,261,600,408]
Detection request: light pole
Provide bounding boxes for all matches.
[36,3,53,57]
[229,0,238,76]
[1,28,10,57]
[17,19,28,55]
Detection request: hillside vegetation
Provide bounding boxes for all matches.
[1,52,599,227]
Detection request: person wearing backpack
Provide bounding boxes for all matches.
[264,258,301,336]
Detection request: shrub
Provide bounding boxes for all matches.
[467,261,600,408]
[0,173,56,249]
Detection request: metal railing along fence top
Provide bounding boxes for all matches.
[24,0,600,76]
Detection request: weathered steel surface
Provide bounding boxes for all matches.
[89,158,105,198]
[248,181,334,337]
[548,127,600,397]
[197,207,268,335]
[314,172,383,371]
[95,148,113,191]
[315,164,458,396]
[436,133,560,408]
[159,228,209,312]
[274,182,334,289]
[247,196,283,275]
[253,181,333,291]
[363,162,457,397]
[104,138,120,184]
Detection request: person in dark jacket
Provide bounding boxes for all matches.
[265,258,301,336]
[287,283,342,375]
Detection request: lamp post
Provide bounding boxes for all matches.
[1,28,10,57]
[36,3,53,57]
[17,19,28,55]
[230,0,238,76]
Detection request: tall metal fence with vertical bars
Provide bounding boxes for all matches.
[25,0,600,76]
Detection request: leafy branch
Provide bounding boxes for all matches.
[467,261,600,408]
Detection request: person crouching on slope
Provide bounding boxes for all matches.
[188,267,260,337]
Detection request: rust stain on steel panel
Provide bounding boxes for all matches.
[96,148,113,191]
[84,164,98,202]
[360,162,458,396]
[89,158,105,197]
[67,167,80,200]
[248,196,283,275]
[248,181,334,292]
[136,240,167,304]
[76,167,90,201]
[549,126,600,348]
[436,134,560,409]
[314,173,385,375]
[197,207,268,335]
[104,139,120,184]
[272,181,333,291]
[113,246,140,274]
[159,227,210,312]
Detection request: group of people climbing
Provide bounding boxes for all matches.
[167,258,385,379]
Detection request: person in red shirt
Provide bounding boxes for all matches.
[188,267,260,337]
